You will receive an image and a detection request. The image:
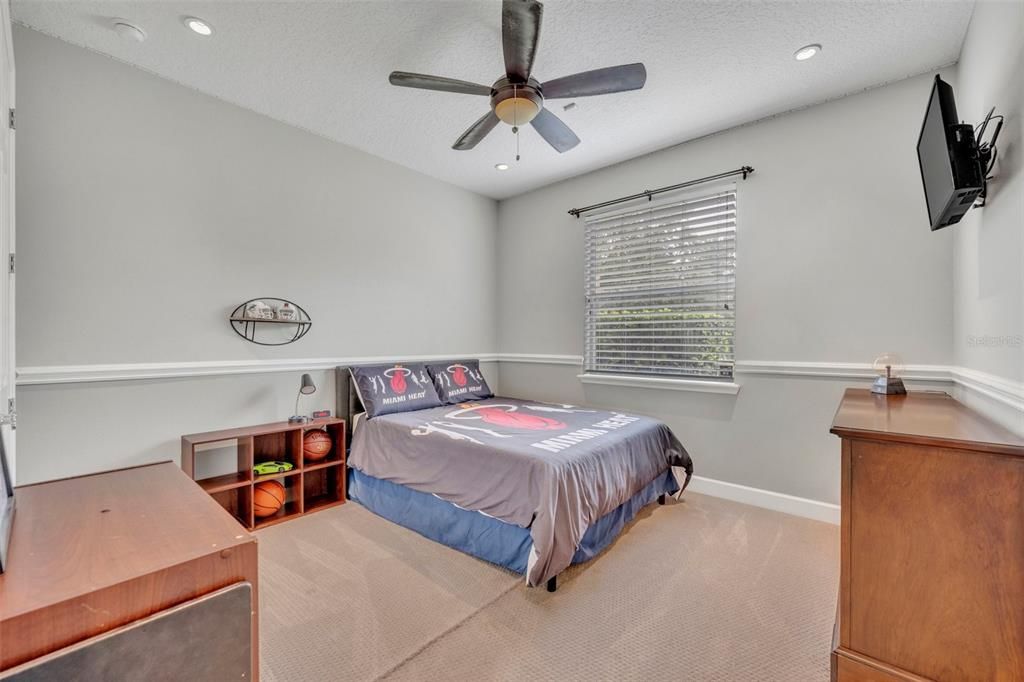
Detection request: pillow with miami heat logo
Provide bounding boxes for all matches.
[426,360,494,404]
[349,363,442,418]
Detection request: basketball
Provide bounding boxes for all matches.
[303,429,333,462]
[253,480,286,518]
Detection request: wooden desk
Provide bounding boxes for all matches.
[830,389,1024,681]
[0,462,258,677]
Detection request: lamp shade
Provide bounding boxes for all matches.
[299,373,316,395]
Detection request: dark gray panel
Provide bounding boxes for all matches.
[3,583,252,682]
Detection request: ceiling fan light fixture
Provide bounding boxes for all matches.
[495,97,540,125]
[387,0,646,154]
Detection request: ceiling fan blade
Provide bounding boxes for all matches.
[389,71,491,96]
[530,107,579,153]
[542,63,647,99]
[453,111,501,150]
[502,0,543,82]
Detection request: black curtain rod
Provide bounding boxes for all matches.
[568,166,754,218]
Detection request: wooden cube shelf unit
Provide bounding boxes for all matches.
[181,418,346,530]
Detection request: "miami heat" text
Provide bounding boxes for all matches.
[446,384,483,398]
[381,390,427,406]
[530,413,641,453]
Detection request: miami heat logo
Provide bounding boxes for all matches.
[382,366,411,394]
[447,404,565,431]
[448,364,468,387]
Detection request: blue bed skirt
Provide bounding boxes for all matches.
[348,467,680,576]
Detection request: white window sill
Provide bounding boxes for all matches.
[577,373,741,395]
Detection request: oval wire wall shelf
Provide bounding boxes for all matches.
[229,298,312,346]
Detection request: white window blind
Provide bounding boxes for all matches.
[584,186,736,380]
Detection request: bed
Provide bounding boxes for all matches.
[336,365,692,590]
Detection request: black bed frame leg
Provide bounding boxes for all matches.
[546,576,557,592]
[658,493,666,505]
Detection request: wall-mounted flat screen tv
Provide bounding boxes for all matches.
[916,75,984,230]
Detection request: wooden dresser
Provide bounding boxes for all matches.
[0,462,258,679]
[830,389,1024,681]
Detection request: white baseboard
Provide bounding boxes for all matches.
[686,475,840,525]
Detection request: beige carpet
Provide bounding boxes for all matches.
[257,492,839,681]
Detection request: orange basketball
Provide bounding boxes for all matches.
[253,480,286,518]
[303,429,333,462]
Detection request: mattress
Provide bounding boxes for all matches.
[348,397,692,586]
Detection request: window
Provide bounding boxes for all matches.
[584,185,736,380]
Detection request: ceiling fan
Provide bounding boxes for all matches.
[388,0,647,154]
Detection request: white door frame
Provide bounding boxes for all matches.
[0,0,15,484]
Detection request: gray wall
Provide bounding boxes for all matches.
[950,0,1024,431]
[13,27,498,483]
[16,16,1020,503]
[497,71,958,504]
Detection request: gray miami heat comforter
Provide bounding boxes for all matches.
[349,397,692,586]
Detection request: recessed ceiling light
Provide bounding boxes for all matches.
[495,163,510,171]
[794,44,821,61]
[184,17,214,36]
[111,19,146,42]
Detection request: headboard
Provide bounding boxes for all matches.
[334,366,364,449]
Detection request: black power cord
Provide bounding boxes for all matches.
[974,114,1004,207]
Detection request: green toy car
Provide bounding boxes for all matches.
[253,461,294,475]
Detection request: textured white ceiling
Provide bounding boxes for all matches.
[13,0,974,199]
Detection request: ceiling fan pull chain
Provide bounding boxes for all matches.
[512,83,521,161]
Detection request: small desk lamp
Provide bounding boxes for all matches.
[289,373,317,424]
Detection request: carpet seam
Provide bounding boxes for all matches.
[374,574,523,680]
